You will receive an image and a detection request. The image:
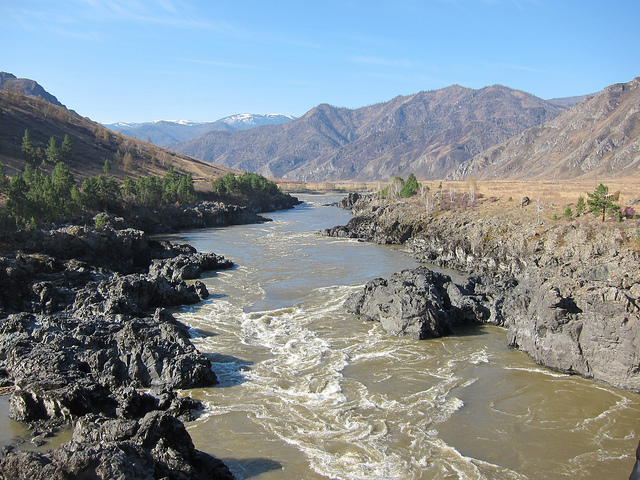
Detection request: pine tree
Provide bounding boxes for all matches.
[45,137,61,164]
[61,134,72,160]
[21,129,35,164]
[587,184,619,222]
[123,152,133,171]
[575,195,585,216]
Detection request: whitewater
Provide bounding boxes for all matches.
[163,194,639,480]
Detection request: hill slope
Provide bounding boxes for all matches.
[0,83,236,190]
[105,114,297,147]
[450,77,640,181]
[170,84,566,182]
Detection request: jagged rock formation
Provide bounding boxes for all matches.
[327,194,640,392]
[170,84,565,181]
[344,267,488,339]
[0,226,235,478]
[451,77,640,180]
[0,411,233,479]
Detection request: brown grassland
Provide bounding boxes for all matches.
[280,178,640,250]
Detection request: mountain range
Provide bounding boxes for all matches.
[104,114,297,147]
[3,70,639,184]
[168,84,571,181]
[450,77,640,181]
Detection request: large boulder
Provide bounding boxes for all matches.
[345,266,483,339]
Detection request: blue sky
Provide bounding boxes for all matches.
[1,0,638,124]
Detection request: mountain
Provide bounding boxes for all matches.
[169,85,566,181]
[546,94,590,108]
[105,114,297,147]
[0,74,235,188]
[450,77,640,181]
[0,72,65,107]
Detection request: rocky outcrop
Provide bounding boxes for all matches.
[344,267,491,339]
[122,201,269,234]
[0,411,233,479]
[332,194,640,392]
[0,225,235,477]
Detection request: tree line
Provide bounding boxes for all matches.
[0,162,197,231]
[212,172,281,197]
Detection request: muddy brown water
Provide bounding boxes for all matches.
[3,194,638,478]
[164,195,640,479]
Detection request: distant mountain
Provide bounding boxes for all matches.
[105,114,296,147]
[0,72,65,107]
[169,84,566,181]
[450,77,640,181]
[546,94,590,108]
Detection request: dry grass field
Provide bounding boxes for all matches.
[281,178,640,218]
[281,178,640,252]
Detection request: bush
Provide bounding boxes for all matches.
[563,206,573,219]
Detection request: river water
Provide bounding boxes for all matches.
[163,194,639,480]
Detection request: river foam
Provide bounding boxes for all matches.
[166,194,639,480]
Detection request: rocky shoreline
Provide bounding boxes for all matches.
[325,193,640,393]
[0,194,300,479]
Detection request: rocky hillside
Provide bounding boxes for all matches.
[170,84,565,182]
[0,74,237,189]
[451,77,640,181]
[106,114,297,147]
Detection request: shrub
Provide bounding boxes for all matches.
[563,206,573,219]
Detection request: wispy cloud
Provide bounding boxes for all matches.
[491,62,545,73]
[178,58,257,70]
[73,0,230,30]
[349,56,420,68]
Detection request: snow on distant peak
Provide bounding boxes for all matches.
[220,113,297,128]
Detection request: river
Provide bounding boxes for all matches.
[162,194,638,480]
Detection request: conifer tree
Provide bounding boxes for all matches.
[21,129,35,164]
[61,134,72,160]
[587,184,619,222]
[45,137,61,164]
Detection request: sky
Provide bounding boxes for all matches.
[1,0,638,124]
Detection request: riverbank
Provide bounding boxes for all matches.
[0,193,300,479]
[323,192,640,392]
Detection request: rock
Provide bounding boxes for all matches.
[337,192,361,210]
[0,412,234,480]
[345,267,487,339]
[71,273,206,317]
[149,252,233,283]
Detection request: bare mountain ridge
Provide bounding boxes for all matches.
[170,84,567,181]
[450,77,640,181]
[0,72,65,108]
